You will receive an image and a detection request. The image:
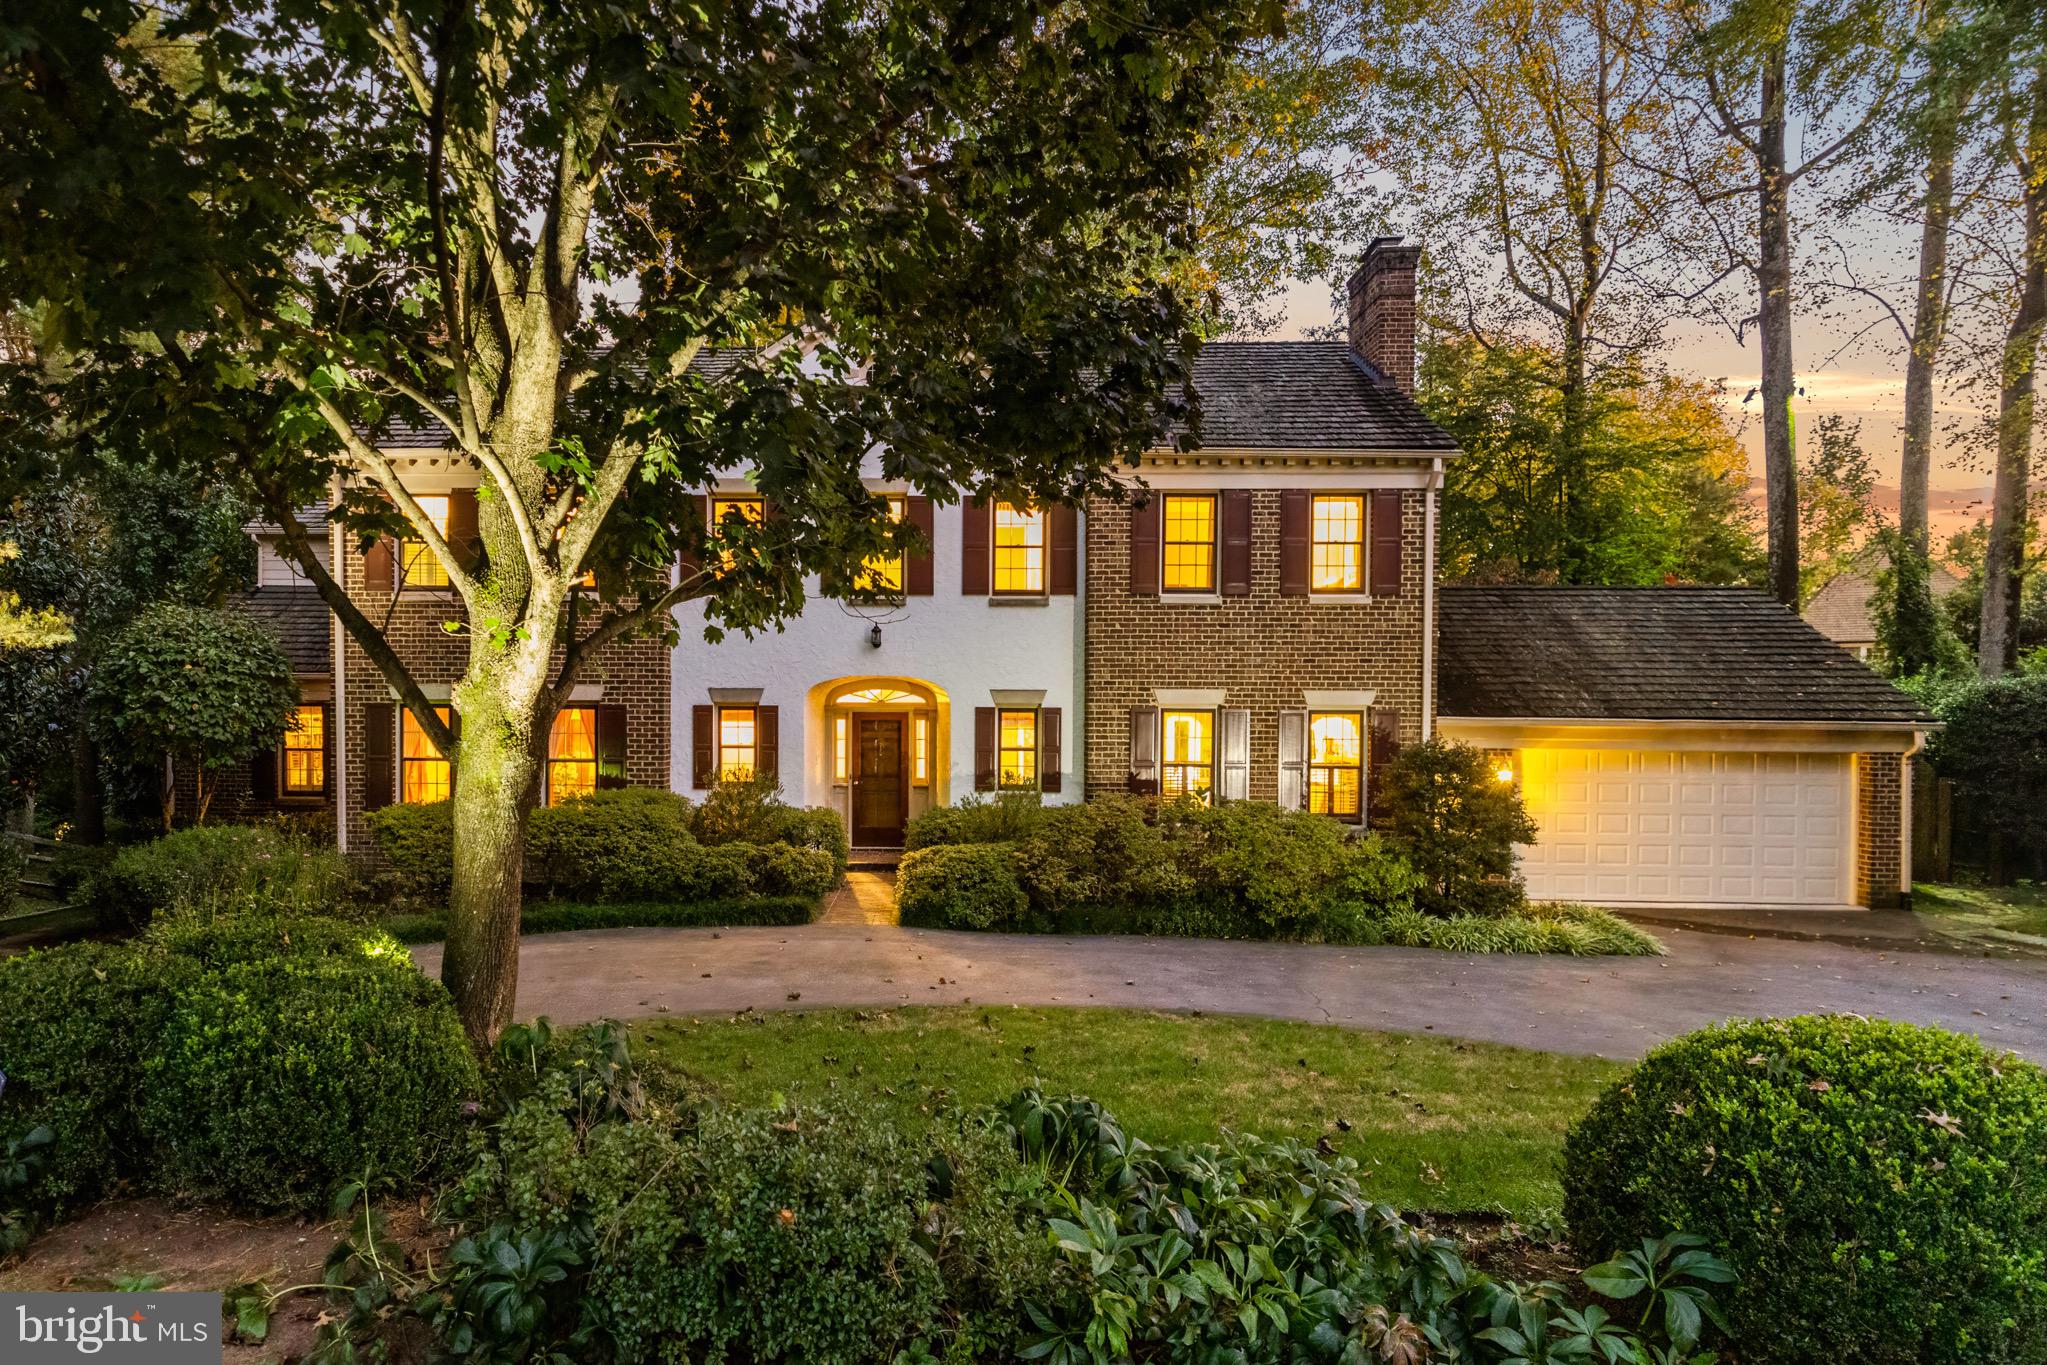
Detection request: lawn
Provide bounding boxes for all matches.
[639,1005,1622,1220]
[1913,881,2047,957]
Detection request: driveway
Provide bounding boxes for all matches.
[413,922,2047,1061]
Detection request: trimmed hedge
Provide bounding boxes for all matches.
[381,895,819,945]
[1564,1014,2047,1362]
[526,789,696,900]
[0,918,478,1215]
[897,845,1029,930]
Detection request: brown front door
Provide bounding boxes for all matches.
[852,716,907,847]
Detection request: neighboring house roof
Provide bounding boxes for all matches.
[243,501,329,536]
[239,586,332,676]
[1803,564,1963,646]
[366,341,1459,455]
[1436,585,1933,724]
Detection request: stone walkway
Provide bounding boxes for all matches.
[818,869,899,925]
[413,918,2047,1062]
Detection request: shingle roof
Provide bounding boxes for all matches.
[1179,341,1456,451]
[243,502,329,535]
[238,587,332,676]
[367,342,1458,454]
[1803,564,1963,646]
[1437,585,1933,724]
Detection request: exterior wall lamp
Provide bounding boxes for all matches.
[867,623,883,649]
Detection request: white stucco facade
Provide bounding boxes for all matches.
[670,476,1085,838]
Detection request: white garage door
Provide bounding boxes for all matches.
[1517,749,1851,908]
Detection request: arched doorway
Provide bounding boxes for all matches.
[806,676,949,848]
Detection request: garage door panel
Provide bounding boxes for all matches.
[1520,748,1850,908]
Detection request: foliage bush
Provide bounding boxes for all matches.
[1013,795,1195,911]
[0,919,476,1216]
[365,800,455,900]
[897,844,1030,930]
[1564,1013,2047,1362]
[1376,738,1537,916]
[95,823,354,931]
[1375,902,1661,956]
[904,794,1051,850]
[1919,671,2047,880]
[525,788,696,900]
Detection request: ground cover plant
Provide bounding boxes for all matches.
[640,1005,1621,1217]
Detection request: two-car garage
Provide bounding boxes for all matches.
[1434,587,1933,912]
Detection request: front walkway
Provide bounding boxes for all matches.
[818,869,899,925]
[414,920,2047,1062]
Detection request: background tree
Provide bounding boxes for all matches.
[0,0,1274,1044]
[87,603,296,830]
[1922,671,2047,881]
[1794,412,1881,600]
[1421,334,1761,582]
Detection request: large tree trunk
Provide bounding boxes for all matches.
[1978,90,2047,679]
[1900,121,1960,556]
[1756,41,1800,608]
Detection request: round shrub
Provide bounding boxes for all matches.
[897,844,1028,930]
[1563,1014,2047,1363]
[526,788,697,900]
[0,942,189,1209]
[599,840,754,903]
[766,803,852,875]
[904,794,1050,850]
[365,799,454,899]
[139,942,479,1210]
[749,841,839,899]
[1376,737,1536,917]
[1016,796,1189,911]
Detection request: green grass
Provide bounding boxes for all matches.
[639,1005,1622,1220]
[381,894,817,944]
[1913,881,2047,956]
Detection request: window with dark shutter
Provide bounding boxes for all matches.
[1370,490,1404,597]
[363,539,394,594]
[757,705,780,784]
[973,707,997,791]
[905,497,935,596]
[679,494,710,582]
[691,704,714,789]
[1278,490,1310,595]
[595,704,629,789]
[446,488,482,572]
[1220,491,1252,595]
[1039,707,1063,793]
[362,702,395,810]
[961,499,992,595]
[1049,506,1078,596]
[1128,497,1161,595]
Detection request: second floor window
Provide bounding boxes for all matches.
[998,709,1038,789]
[547,707,597,806]
[1162,494,1216,592]
[854,495,907,596]
[281,704,326,795]
[719,706,758,782]
[1307,711,1364,821]
[1312,495,1365,592]
[400,495,452,589]
[402,705,452,803]
[993,502,1045,594]
[710,495,765,572]
[1161,709,1214,803]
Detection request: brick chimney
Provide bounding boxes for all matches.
[1346,236,1422,395]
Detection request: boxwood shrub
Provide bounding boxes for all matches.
[1564,1014,2047,1363]
[364,800,454,899]
[897,844,1030,930]
[526,788,696,900]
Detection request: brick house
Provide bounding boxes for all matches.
[244,237,1931,909]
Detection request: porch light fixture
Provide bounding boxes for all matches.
[868,623,883,648]
[1494,763,1515,784]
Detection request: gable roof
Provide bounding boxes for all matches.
[1437,585,1932,725]
[238,586,332,676]
[367,342,1458,455]
[1803,564,1964,646]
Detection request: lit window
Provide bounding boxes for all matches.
[854,494,906,595]
[718,706,758,782]
[402,706,452,803]
[281,704,325,795]
[998,710,1038,790]
[1307,712,1364,822]
[993,502,1045,594]
[1311,495,1365,592]
[834,687,926,705]
[547,707,597,806]
[1161,709,1214,804]
[710,496,765,572]
[913,713,930,784]
[834,714,849,781]
[400,495,452,589]
[1162,494,1216,592]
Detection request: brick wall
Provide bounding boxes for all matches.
[337,539,671,854]
[1083,486,1429,801]
[1854,750,1904,909]
[1346,241,1421,394]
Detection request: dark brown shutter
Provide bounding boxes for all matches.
[1127,705,1159,794]
[363,538,394,594]
[1366,708,1402,826]
[960,498,991,595]
[974,707,997,791]
[904,496,935,596]
[1050,504,1079,596]
[595,704,629,789]
[1039,707,1062,793]
[679,494,709,582]
[757,705,779,784]
[251,744,278,802]
[1279,490,1310,595]
[691,704,714,789]
[1220,490,1252,596]
[363,702,395,811]
[1128,495,1161,595]
[1371,490,1404,596]
[446,488,481,572]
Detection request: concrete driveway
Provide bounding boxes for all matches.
[413,920,2047,1061]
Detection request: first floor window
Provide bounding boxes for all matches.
[400,494,452,588]
[402,705,452,803]
[281,704,326,795]
[1162,494,1216,592]
[1307,711,1364,821]
[547,707,598,805]
[1161,709,1214,803]
[718,706,758,782]
[993,502,1046,593]
[998,709,1038,789]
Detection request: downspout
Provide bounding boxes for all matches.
[1421,457,1443,739]
[331,509,349,852]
